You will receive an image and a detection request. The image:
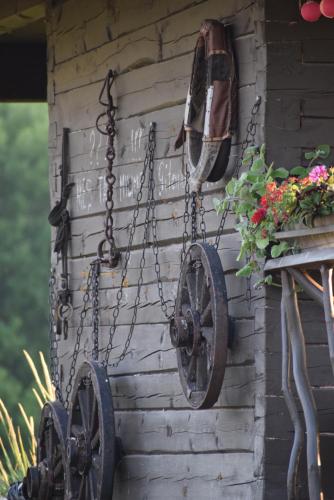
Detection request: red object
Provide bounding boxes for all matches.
[251,208,267,225]
[301,1,321,21]
[320,0,334,17]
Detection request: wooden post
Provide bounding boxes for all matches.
[280,282,304,499]
[282,270,322,500]
[320,265,334,377]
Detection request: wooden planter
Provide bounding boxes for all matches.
[275,214,334,250]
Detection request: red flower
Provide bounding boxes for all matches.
[251,208,267,225]
[260,196,268,208]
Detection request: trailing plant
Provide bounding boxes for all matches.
[0,352,54,496]
[214,144,333,284]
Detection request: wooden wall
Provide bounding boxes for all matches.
[46,0,266,498]
[264,1,334,498]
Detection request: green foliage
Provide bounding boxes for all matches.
[0,104,49,426]
[215,144,332,284]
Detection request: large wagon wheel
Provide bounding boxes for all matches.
[25,401,68,500]
[170,242,229,409]
[66,360,117,500]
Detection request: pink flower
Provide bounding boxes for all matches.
[309,165,329,183]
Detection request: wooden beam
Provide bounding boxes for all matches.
[0,2,44,35]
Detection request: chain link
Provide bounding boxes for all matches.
[149,127,175,322]
[49,268,63,404]
[102,126,153,368]
[181,149,190,266]
[64,264,94,409]
[198,189,206,243]
[96,70,120,267]
[91,260,101,361]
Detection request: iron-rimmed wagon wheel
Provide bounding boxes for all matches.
[66,360,116,500]
[25,401,68,500]
[170,242,229,409]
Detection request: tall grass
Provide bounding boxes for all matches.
[0,351,54,496]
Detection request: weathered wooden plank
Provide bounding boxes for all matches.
[67,269,250,328]
[161,1,254,60]
[113,453,255,500]
[67,234,242,291]
[51,62,256,129]
[267,42,334,92]
[266,345,334,396]
[115,408,255,453]
[67,203,236,258]
[266,389,334,438]
[59,314,254,377]
[53,24,255,95]
[110,366,256,409]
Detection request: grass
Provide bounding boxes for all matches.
[0,351,54,496]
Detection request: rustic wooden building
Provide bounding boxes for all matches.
[1,0,334,498]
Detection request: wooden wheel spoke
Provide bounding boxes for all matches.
[88,469,97,499]
[185,271,196,310]
[89,396,98,438]
[201,302,212,325]
[78,476,85,500]
[78,388,90,434]
[195,264,204,311]
[196,351,208,390]
[186,355,197,385]
[53,454,63,477]
[201,327,213,345]
[91,429,100,450]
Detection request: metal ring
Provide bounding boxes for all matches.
[58,302,73,321]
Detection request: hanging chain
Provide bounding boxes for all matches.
[49,268,63,404]
[198,188,206,242]
[64,264,94,409]
[181,148,191,266]
[214,96,262,250]
[149,126,175,322]
[91,260,101,361]
[96,70,120,267]
[102,126,153,368]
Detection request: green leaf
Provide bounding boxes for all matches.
[236,263,253,278]
[256,237,269,250]
[290,166,308,177]
[271,242,289,259]
[213,198,222,212]
[272,167,289,179]
[305,151,316,160]
[251,157,265,173]
[317,144,330,159]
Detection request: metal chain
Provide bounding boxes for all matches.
[49,267,63,404]
[180,149,190,266]
[214,96,262,250]
[91,260,101,361]
[191,192,198,243]
[102,126,152,368]
[64,264,94,409]
[96,70,120,267]
[198,189,206,242]
[149,126,175,322]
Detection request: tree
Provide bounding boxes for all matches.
[0,103,49,422]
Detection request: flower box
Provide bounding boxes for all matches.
[275,214,334,250]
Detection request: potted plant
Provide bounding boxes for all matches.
[214,144,334,285]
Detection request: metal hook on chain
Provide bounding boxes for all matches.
[96,69,120,268]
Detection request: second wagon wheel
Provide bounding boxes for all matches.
[66,360,116,500]
[25,401,68,500]
[170,242,229,409]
